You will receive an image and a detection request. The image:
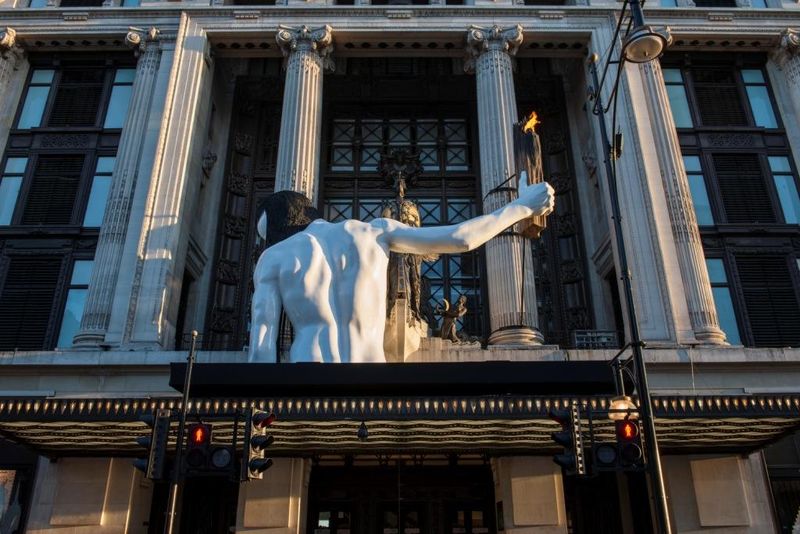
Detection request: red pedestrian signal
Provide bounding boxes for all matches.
[189,423,210,446]
[615,419,639,442]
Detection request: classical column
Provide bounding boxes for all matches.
[0,28,29,159]
[639,58,727,345]
[275,25,333,204]
[465,25,543,345]
[73,29,164,347]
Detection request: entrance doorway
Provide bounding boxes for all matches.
[307,465,496,534]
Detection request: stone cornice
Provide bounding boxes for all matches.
[0,8,796,56]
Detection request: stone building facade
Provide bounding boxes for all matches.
[0,0,799,531]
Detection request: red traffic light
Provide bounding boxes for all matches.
[188,423,211,447]
[615,419,639,442]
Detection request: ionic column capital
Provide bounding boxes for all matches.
[125,27,161,58]
[464,25,523,73]
[0,28,24,62]
[276,25,334,71]
[773,28,800,66]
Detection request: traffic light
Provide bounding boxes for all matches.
[133,408,171,480]
[242,409,276,481]
[592,418,645,472]
[616,418,644,470]
[548,401,586,476]
[183,423,236,476]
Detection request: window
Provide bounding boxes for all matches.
[706,259,741,344]
[83,157,115,227]
[104,69,135,129]
[56,260,93,348]
[22,155,84,225]
[663,68,693,128]
[683,155,713,225]
[329,118,469,174]
[0,158,26,225]
[325,115,482,335]
[769,156,800,224]
[16,70,53,129]
[0,257,61,350]
[666,54,800,347]
[0,56,130,351]
[15,65,135,130]
[742,69,778,128]
[735,256,800,347]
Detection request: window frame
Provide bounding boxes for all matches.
[12,61,133,133]
[0,53,133,351]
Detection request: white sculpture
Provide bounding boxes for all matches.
[249,175,555,363]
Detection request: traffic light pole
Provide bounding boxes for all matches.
[589,58,673,534]
[164,330,198,534]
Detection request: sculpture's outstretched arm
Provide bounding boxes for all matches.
[382,177,554,255]
[248,259,281,363]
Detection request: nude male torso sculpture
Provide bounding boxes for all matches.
[249,176,554,363]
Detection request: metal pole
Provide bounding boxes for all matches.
[589,58,673,534]
[164,330,198,534]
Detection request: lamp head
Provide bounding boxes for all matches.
[608,395,639,421]
[622,25,672,63]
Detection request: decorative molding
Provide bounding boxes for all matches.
[125,26,160,57]
[276,24,334,70]
[0,28,17,55]
[63,12,90,21]
[707,13,734,21]
[233,10,259,19]
[386,9,413,19]
[464,24,523,73]
[779,27,800,56]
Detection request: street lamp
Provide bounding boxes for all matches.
[622,0,672,63]
[587,2,673,533]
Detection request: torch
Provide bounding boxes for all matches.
[513,111,548,239]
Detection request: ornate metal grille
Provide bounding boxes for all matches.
[323,116,484,336]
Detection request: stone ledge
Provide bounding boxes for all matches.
[1,345,799,367]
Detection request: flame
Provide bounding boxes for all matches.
[522,111,540,134]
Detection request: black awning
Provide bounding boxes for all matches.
[169,361,618,396]
[0,393,798,456]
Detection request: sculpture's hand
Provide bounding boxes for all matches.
[514,172,555,217]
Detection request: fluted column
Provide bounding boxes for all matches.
[275,25,333,204]
[0,28,29,159]
[465,25,543,345]
[640,58,727,345]
[72,29,164,347]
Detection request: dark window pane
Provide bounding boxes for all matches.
[22,155,84,225]
[736,255,800,347]
[692,68,748,126]
[713,154,775,223]
[0,257,60,350]
[47,69,104,127]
